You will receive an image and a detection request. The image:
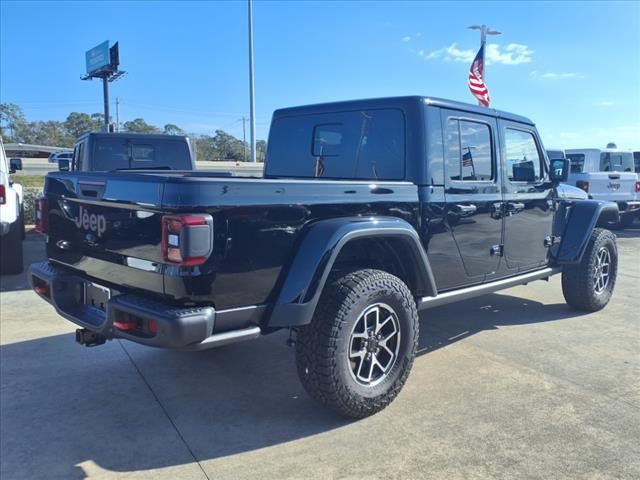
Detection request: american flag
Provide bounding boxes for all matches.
[462,149,474,167]
[468,44,490,107]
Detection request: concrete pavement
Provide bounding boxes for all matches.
[1,227,639,479]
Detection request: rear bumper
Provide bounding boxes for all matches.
[617,201,640,214]
[28,261,262,351]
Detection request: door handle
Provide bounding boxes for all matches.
[454,204,477,215]
[507,202,525,212]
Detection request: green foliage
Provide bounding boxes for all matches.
[1,103,266,163]
[123,118,160,133]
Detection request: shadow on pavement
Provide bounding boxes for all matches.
[0,287,586,478]
[0,231,45,293]
[613,221,640,239]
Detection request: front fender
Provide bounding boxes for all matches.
[267,216,436,328]
[554,200,618,264]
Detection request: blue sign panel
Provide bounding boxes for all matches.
[85,41,110,74]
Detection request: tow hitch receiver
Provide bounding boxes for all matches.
[75,328,107,347]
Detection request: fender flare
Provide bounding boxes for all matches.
[554,200,619,264]
[267,216,437,328]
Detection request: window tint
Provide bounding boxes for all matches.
[445,119,493,181]
[599,152,634,172]
[266,109,405,180]
[132,144,155,161]
[505,129,542,182]
[634,152,640,173]
[566,153,585,173]
[92,138,191,171]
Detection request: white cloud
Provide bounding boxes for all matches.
[423,42,533,65]
[595,101,615,107]
[402,36,411,42]
[415,32,422,38]
[530,71,582,80]
[418,49,424,57]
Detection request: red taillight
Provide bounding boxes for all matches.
[35,197,49,233]
[636,181,640,193]
[576,180,589,193]
[148,320,158,334]
[0,184,6,205]
[161,214,212,266]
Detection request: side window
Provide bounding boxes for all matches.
[73,142,84,171]
[505,129,542,182]
[445,119,493,181]
[566,154,585,173]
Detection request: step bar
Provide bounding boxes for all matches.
[180,326,262,351]
[418,267,561,310]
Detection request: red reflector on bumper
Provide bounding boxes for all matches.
[114,321,138,331]
[35,285,50,295]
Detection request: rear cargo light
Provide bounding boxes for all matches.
[35,197,49,233]
[161,214,213,266]
[576,180,589,193]
[0,184,5,205]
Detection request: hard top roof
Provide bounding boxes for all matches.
[273,95,535,125]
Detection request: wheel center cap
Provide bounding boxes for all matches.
[366,337,378,352]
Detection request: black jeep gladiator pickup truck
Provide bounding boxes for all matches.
[30,96,619,418]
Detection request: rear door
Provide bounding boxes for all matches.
[499,121,554,271]
[46,173,166,294]
[441,109,503,284]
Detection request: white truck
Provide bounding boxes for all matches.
[0,137,24,274]
[566,147,639,229]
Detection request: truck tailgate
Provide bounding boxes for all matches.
[45,173,166,295]
[580,172,637,202]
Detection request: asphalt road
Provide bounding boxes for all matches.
[1,227,639,479]
[11,158,264,176]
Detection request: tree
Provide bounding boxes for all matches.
[0,103,26,140]
[64,112,102,139]
[163,123,185,135]
[256,140,267,163]
[123,118,159,133]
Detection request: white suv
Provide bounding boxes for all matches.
[0,137,24,274]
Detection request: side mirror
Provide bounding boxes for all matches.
[549,158,569,183]
[58,158,70,171]
[9,158,22,173]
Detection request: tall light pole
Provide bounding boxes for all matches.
[248,0,257,163]
[467,25,501,105]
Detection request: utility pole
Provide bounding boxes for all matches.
[102,77,110,128]
[248,0,257,162]
[467,24,501,105]
[115,97,120,132]
[242,116,247,163]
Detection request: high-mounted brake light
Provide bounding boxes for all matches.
[161,214,213,266]
[0,185,6,205]
[35,197,49,233]
[576,180,589,193]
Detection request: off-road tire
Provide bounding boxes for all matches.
[561,228,617,311]
[0,217,24,275]
[295,269,418,418]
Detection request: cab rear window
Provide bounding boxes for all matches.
[266,109,405,180]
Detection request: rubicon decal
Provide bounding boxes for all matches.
[74,205,107,237]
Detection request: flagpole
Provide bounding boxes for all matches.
[468,24,501,106]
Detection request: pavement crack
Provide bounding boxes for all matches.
[117,340,211,480]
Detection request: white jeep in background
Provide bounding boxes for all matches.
[0,137,24,274]
[566,145,639,229]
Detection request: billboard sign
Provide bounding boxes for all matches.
[85,41,111,74]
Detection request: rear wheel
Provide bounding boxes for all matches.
[0,218,24,275]
[561,228,617,311]
[295,269,418,418]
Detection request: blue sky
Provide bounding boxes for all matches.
[1,1,638,148]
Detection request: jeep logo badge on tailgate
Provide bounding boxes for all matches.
[74,205,107,237]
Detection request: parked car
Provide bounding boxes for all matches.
[65,133,195,172]
[0,137,24,274]
[546,148,565,160]
[30,96,619,418]
[48,151,73,164]
[566,147,639,229]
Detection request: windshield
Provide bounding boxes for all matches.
[92,137,191,171]
[600,152,634,172]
